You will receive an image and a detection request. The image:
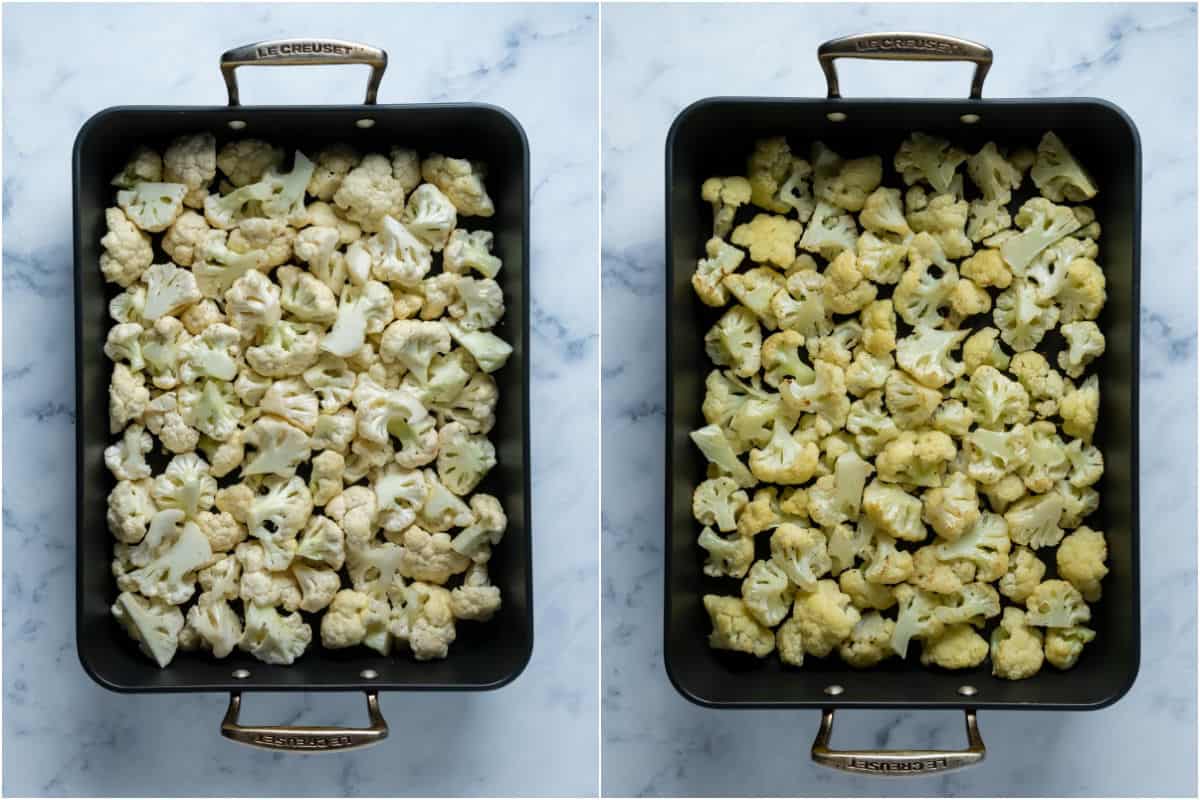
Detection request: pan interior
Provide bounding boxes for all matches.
[75,106,532,692]
[665,98,1139,709]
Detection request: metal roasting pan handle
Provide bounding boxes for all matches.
[811,708,985,776]
[220,691,388,753]
[220,38,388,106]
[818,32,992,99]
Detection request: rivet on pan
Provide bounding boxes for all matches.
[824,684,845,696]
[360,669,379,680]
[232,668,251,680]
[958,684,978,697]
[356,118,376,129]
[826,111,848,123]
[960,113,981,124]
[228,120,247,131]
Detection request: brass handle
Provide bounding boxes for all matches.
[220,38,388,106]
[818,32,992,99]
[811,708,985,775]
[220,691,388,752]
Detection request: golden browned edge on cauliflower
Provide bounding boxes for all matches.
[101,137,513,669]
[690,132,1108,679]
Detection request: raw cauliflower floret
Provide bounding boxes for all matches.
[994,280,1061,352]
[894,132,968,193]
[962,327,1010,374]
[823,250,877,315]
[107,479,156,544]
[934,512,1011,583]
[318,588,372,649]
[892,255,958,328]
[935,582,1001,628]
[909,545,973,595]
[117,182,188,233]
[745,136,794,213]
[839,567,895,610]
[791,579,860,658]
[448,276,504,331]
[306,143,359,200]
[1058,259,1107,323]
[908,193,972,259]
[443,229,503,280]
[421,153,494,217]
[769,524,831,592]
[321,281,396,359]
[1019,421,1070,493]
[704,306,762,378]
[838,611,896,668]
[141,262,201,322]
[862,480,926,542]
[239,602,312,665]
[104,424,152,481]
[1025,579,1092,628]
[186,600,243,658]
[859,299,896,357]
[112,591,185,667]
[701,176,752,238]
[998,545,1046,603]
[194,508,246,554]
[1058,321,1105,378]
[859,187,911,238]
[855,231,909,285]
[1004,492,1065,550]
[890,583,944,658]
[697,527,754,579]
[812,143,882,212]
[217,139,284,187]
[965,364,1032,430]
[1030,131,1098,202]
[703,594,775,657]
[780,359,849,429]
[967,141,1023,204]
[990,607,1044,679]
[1060,375,1099,442]
[100,207,155,287]
[760,330,812,388]
[1065,439,1104,488]
[748,420,819,485]
[875,430,955,489]
[1056,526,1108,602]
[1009,351,1066,418]
[450,563,503,622]
[333,153,406,232]
[922,472,980,541]
[931,399,974,439]
[772,270,833,340]
[883,370,942,431]
[960,248,1012,289]
[449,494,507,564]
[845,351,892,397]
[1044,625,1097,670]
[846,391,900,456]
[805,450,873,527]
[775,156,816,220]
[741,559,795,627]
[896,326,968,389]
[692,477,748,533]
[111,145,163,188]
[921,623,989,670]
[797,201,858,260]
[402,183,458,252]
[121,518,212,604]
[290,562,340,613]
[163,132,216,208]
[1001,197,1082,273]
[862,529,915,585]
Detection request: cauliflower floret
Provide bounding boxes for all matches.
[748,420,820,485]
[931,399,974,438]
[846,390,900,456]
[823,250,877,315]
[704,305,763,378]
[110,284,148,326]
[140,262,201,322]
[934,512,1011,583]
[922,472,979,540]
[242,415,311,478]
[838,563,895,608]
[444,321,512,374]
[883,370,942,430]
[797,201,858,260]
[960,248,1012,289]
[692,477,748,533]
[107,478,157,544]
[961,327,1010,375]
[307,450,345,508]
[780,359,849,429]
[217,138,284,187]
[1044,625,1096,670]
[1025,579,1091,628]
[274,265,337,327]
[896,326,968,389]
[806,450,873,528]
[910,545,973,595]
[704,594,777,658]
[855,231,908,285]
[760,330,813,389]
[325,485,378,545]
[306,143,359,200]
[967,141,1023,203]
[1030,131,1098,202]
[321,281,396,358]
[997,545,1046,603]
[963,425,1030,486]
[380,319,451,381]
[1056,526,1108,602]
[892,256,958,328]
[436,422,495,495]
[239,602,312,665]
[245,474,312,563]
[1064,438,1104,488]
[836,610,895,668]
[223,270,281,343]
[1060,375,1099,442]
[112,591,185,667]
[1003,492,1064,550]
[333,153,406,232]
[448,563,502,622]
[845,351,892,397]
[894,132,967,193]
[296,514,346,570]
[111,145,163,188]
[990,607,1044,679]
[1057,321,1106,378]
[104,423,152,481]
[994,280,1060,352]
[421,153,494,217]
[1009,351,1066,418]
[791,579,861,658]
[729,213,802,269]
[701,176,752,237]
[122,518,212,604]
[946,277,992,327]
[443,229,503,280]
[448,276,504,332]
[692,237,746,306]
[861,528,914,585]
[965,365,1032,430]
[401,183,457,251]
[890,583,944,658]
[694,526,754,580]
[177,379,243,441]
[859,299,896,357]
[772,270,833,340]
[908,193,972,259]
[921,623,988,670]
[310,408,357,454]
[367,215,433,287]
[1057,258,1107,323]
[193,507,246,553]
[859,186,911,238]
[185,599,243,658]
[768,524,831,592]
[163,132,216,208]
[151,452,217,517]
[861,480,926,541]
[1018,421,1070,493]
[117,181,188,233]
[288,561,340,613]
[100,207,155,287]
[302,355,357,413]
[319,588,371,649]
[936,582,1001,628]
[740,560,795,627]
[812,144,882,212]
[743,136,793,212]
[259,378,319,434]
[1001,197,1082,273]
[691,421,757,488]
[392,581,458,660]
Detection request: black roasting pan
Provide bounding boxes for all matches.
[73,39,532,751]
[664,33,1140,774]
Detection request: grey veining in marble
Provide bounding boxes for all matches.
[3,3,598,796]
[601,4,1196,796]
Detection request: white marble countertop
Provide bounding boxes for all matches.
[2,3,597,796]
[601,3,1196,796]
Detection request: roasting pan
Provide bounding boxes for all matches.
[73,39,532,751]
[664,33,1140,774]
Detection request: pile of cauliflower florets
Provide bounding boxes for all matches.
[101,132,512,668]
[692,131,1109,680]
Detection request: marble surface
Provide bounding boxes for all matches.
[601,3,1196,797]
[2,3,597,796]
